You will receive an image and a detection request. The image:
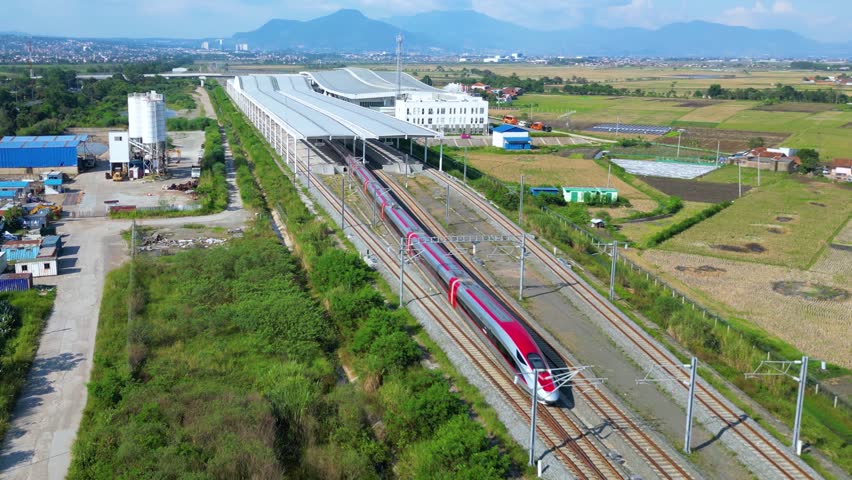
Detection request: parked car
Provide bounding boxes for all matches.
[460,133,472,139]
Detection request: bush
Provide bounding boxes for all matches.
[645,201,730,247]
[398,415,509,479]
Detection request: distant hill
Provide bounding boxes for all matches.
[233,9,435,53]
[233,8,851,57]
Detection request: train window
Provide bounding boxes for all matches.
[527,353,546,370]
[515,351,528,366]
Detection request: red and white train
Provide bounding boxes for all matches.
[350,159,559,404]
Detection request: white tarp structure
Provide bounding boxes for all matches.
[612,159,720,179]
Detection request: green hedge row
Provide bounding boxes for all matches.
[644,201,731,247]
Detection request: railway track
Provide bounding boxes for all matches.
[369,148,693,480]
[398,151,818,480]
[271,142,624,479]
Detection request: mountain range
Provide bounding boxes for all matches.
[233,9,852,58]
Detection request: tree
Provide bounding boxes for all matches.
[797,148,821,173]
[420,75,433,86]
[748,137,765,149]
[707,84,724,98]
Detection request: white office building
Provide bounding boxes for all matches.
[301,68,489,135]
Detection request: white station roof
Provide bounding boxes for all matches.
[233,74,440,140]
[301,67,442,100]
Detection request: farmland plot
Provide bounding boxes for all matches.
[662,179,851,269]
[643,250,852,368]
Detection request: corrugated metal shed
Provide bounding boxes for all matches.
[0,181,31,189]
[0,135,83,168]
[2,246,39,261]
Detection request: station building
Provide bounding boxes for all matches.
[301,68,489,135]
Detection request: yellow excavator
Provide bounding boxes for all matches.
[28,203,63,219]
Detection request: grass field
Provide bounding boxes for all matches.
[618,201,709,243]
[661,177,851,269]
[498,92,852,159]
[698,165,789,186]
[465,151,659,213]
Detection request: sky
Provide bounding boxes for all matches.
[1,0,850,43]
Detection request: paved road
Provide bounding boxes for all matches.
[0,125,246,479]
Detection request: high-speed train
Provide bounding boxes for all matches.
[350,159,559,404]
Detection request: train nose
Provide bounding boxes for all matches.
[537,387,560,405]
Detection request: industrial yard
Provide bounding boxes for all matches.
[0,8,850,477]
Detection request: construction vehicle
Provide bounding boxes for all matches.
[112,166,127,182]
[28,203,62,220]
[502,115,519,125]
[530,122,553,132]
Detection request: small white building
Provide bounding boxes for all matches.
[11,246,57,278]
[492,125,531,150]
[108,131,130,170]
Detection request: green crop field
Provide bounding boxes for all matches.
[500,94,852,160]
[661,178,851,269]
[618,201,710,244]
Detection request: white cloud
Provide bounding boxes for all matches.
[720,0,797,26]
[606,0,656,28]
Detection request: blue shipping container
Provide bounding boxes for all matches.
[0,273,32,291]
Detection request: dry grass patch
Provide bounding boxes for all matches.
[642,250,852,368]
[466,152,658,213]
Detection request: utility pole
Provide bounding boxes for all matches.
[523,366,605,467]
[746,356,814,455]
[738,160,742,198]
[609,241,618,301]
[757,156,761,187]
[637,358,699,454]
[684,357,698,454]
[606,161,612,188]
[715,140,721,164]
[792,357,808,455]
[519,234,526,300]
[519,174,525,226]
[445,183,451,227]
[677,130,683,159]
[528,369,538,467]
[463,146,468,185]
[438,139,443,172]
[340,174,345,231]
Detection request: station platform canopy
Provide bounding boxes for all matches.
[232,74,440,141]
[301,67,441,100]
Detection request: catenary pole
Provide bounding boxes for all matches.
[684,357,698,454]
[792,356,809,455]
[519,174,525,225]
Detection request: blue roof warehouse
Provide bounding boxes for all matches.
[0,135,89,175]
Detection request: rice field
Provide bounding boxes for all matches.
[642,249,852,368]
[677,102,754,123]
[465,151,659,212]
[661,178,851,269]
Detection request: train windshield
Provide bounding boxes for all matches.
[527,353,546,370]
[515,351,528,366]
